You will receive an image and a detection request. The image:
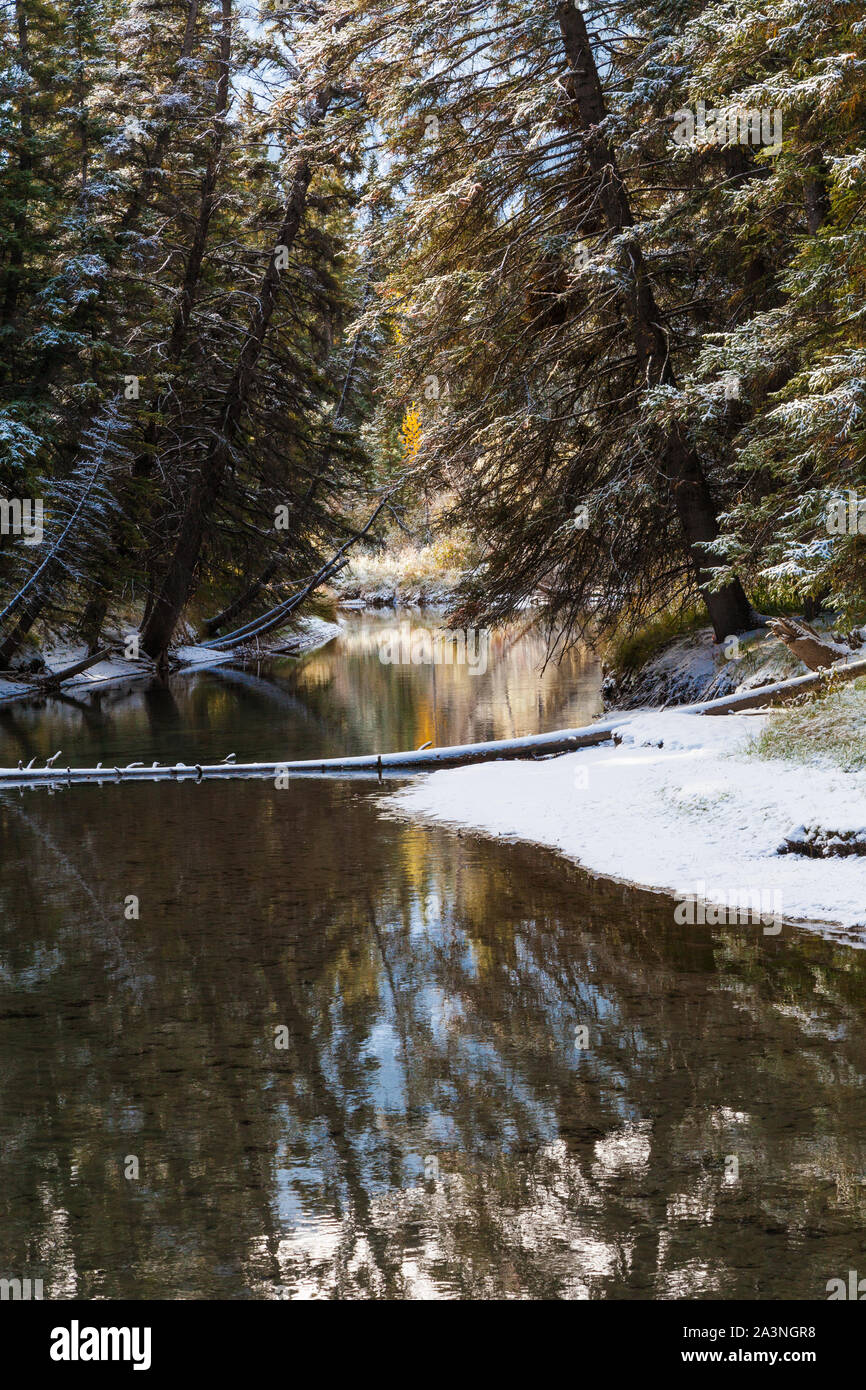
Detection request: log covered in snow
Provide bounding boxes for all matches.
[766,617,857,671]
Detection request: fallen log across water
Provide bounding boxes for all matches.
[1,653,864,789]
[0,719,625,789]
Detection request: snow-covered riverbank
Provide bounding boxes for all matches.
[387,710,866,939]
[0,617,340,707]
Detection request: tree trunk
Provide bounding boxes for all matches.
[0,4,203,664]
[39,646,112,689]
[804,154,830,235]
[78,594,108,654]
[1,1,32,329]
[556,3,753,640]
[206,491,393,649]
[0,602,40,667]
[140,154,314,659]
[767,617,856,671]
[203,551,285,638]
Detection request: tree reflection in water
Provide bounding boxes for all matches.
[2,767,866,1300]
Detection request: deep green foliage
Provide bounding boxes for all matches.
[2,0,864,656]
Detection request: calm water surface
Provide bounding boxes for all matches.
[1,612,865,1299]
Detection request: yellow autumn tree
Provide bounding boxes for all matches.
[400,402,422,459]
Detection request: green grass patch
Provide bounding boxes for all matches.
[606,604,706,673]
[606,584,828,676]
[754,679,866,772]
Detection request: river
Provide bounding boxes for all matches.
[1,610,864,1299]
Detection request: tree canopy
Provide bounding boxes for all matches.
[1,0,864,660]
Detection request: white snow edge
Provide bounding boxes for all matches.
[385,711,866,938]
[0,617,340,705]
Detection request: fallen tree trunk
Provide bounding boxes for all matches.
[0,718,623,787]
[686,655,866,715]
[2,650,863,786]
[202,489,396,649]
[766,617,857,670]
[202,558,349,650]
[37,647,112,690]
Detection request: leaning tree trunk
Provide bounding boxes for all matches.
[556,3,754,641]
[0,3,203,666]
[0,606,39,666]
[140,154,315,660]
[203,280,370,637]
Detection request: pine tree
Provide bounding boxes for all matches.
[0,0,377,662]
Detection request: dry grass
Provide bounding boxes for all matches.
[336,531,478,597]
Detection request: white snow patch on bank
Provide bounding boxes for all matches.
[0,620,338,707]
[174,645,234,667]
[386,711,866,938]
[270,616,341,654]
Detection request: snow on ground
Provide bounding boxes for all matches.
[173,645,234,667]
[269,616,341,653]
[0,619,340,706]
[603,623,805,709]
[386,710,866,938]
[0,645,146,703]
